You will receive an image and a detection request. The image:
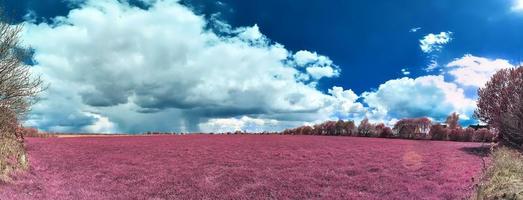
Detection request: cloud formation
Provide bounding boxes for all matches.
[401,68,410,75]
[446,54,515,87]
[292,50,340,80]
[21,0,496,133]
[513,0,523,11]
[362,75,476,122]
[199,116,279,133]
[23,0,354,133]
[419,32,453,53]
[409,27,421,33]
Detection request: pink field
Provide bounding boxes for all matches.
[0,135,487,199]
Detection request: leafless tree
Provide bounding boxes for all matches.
[0,16,44,116]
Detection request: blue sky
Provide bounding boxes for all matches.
[5,0,523,133]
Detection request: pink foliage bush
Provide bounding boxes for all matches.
[462,128,475,142]
[473,129,496,143]
[430,124,449,141]
[449,128,464,141]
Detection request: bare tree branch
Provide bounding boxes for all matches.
[0,14,44,116]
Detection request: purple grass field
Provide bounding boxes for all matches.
[0,135,487,200]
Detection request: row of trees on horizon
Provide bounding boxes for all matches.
[141,112,495,143]
[281,113,495,143]
[280,66,523,150]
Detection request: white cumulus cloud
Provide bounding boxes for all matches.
[199,116,279,133]
[306,66,340,80]
[362,75,476,122]
[446,54,515,87]
[22,0,352,133]
[292,50,339,80]
[21,0,494,133]
[326,86,365,118]
[420,32,453,53]
[293,50,320,66]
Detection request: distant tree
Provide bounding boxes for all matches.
[475,67,523,149]
[445,112,461,129]
[445,112,466,141]
[448,128,464,141]
[374,123,393,138]
[322,121,336,136]
[394,119,413,139]
[280,118,490,143]
[394,118,431,139]
[314,121,324,135]
[462,128,475,142]
[234,130,243,135]
[429,124,448,140]
[416,118,432,139]
[343,121,356,136]
[334,120,345,136]
[301,126,313,135]
[293,127,301,135]
[373,123,384,137]
[382,127,393,138]
[357,118,374,137]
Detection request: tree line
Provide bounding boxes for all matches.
[281,113,495,143]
